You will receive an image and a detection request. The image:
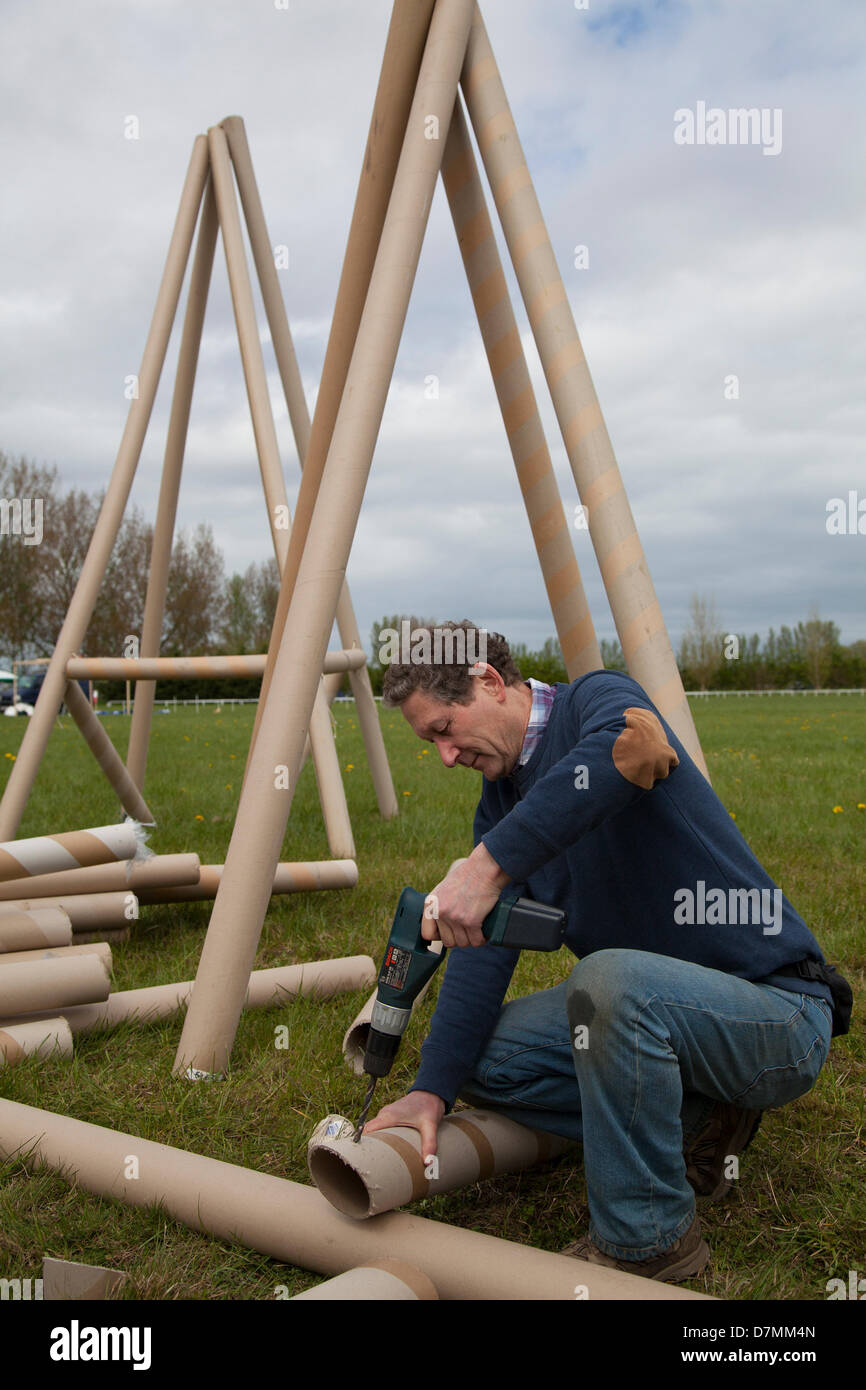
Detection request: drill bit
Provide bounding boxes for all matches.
[353,1076,377,1143]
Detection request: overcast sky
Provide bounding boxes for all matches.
[2,0,864,658]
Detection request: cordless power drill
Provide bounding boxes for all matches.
[352,885,566,1140]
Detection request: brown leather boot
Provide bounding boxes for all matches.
[684,1102,763,1201]
[562,1213,710,1283]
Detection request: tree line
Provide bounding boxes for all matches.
[2,453,862,699]
[365,608,866,694]
[0,453,279,693]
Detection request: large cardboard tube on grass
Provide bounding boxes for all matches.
[0,823,145,882]
[137,858,357,904]
[0,957,376,1034]
[0,955,111,1016]
[308,1110,572,1219]
[290,1260,438,1301]
[0,1018,73,1068]
[0,894,137,932]
[0,1098,708,1300]
[0,908,72,952]
[0,942,112,968]
[0,854,199,902]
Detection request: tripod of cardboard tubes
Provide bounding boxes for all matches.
[0,117,399,860]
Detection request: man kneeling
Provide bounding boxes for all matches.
[362,621,836,1283]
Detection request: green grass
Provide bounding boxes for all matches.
[0,693,863,1300]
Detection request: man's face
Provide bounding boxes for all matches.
[400,669,525,780]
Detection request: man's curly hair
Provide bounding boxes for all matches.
[382,619,523,707]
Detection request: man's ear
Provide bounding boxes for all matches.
[473,663,505,700]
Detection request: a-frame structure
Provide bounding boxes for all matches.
[168,0,709,1077]
[0,117,398,863]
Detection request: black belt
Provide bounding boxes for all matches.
[774,959,830,984]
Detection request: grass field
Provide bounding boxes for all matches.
[0,691,863,1300]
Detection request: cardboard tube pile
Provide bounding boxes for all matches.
[0,951,110,1071]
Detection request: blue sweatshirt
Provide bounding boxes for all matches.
[411,670,832,1108]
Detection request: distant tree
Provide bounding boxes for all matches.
[0,452,59,662]
[85,504,153,658]
[221,571,258,654]
[36,487,99,651]
[795,607,838,690]
[250,557,280,650]
[163,524,226,655]
[600,637,626,671]
[516,635,567,685]
[679,594,724,690]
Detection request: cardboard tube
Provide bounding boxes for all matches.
[0,1018,73,1068]
[0,957,376,1034]
[0,908,72,952]
[308,1110,572,1219]
[62,681,155,824]
[0,942,112,968]
[221,114,398,823]
[343,940,443,1077]
[0,853,200,902]
[69,651,366,680]
[0,823,144,883]
[0,1099,706,1300]
[290,1260,438,1301]
[136,859,357,905]
[0,894,138,932]
[0,135,210,841]
[441,99,601,678]
[250,0,437,755]
[174,0,477,1080]
[0,955,111,1016]
[460,11,708,780]
[321,672,344,706]
[126,175,220,792]
[207,120,355,863]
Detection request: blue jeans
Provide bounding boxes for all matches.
[458,948,833,1261]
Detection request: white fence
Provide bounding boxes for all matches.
[686,688,864,699]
